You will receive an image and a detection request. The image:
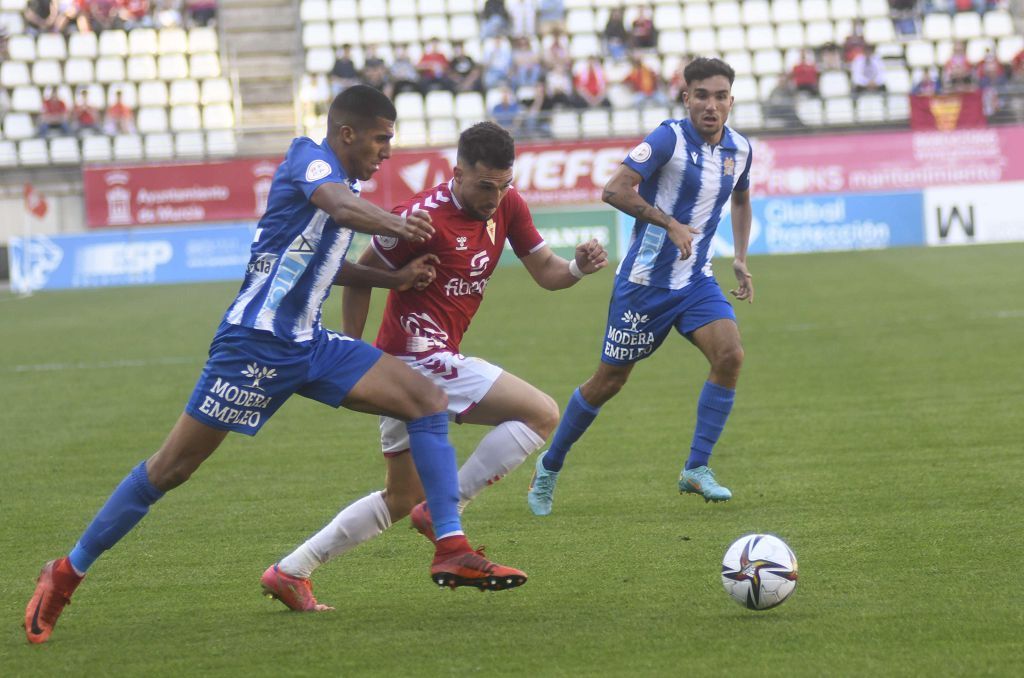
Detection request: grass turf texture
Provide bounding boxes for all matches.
[2,243,1022,676]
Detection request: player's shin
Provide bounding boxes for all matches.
[686,381,736,469]
[458,421,545,509]
[406,413,464,544]
[68,461,165,574]
[278,490,392,579]
[543,388,601,471]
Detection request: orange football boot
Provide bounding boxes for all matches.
[25,557,83,644]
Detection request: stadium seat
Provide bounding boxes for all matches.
[425,90,455,120]
[332,20,360,46]
[922,14,952,42]
[202,104,235,130]
[108,83,138,109]
[303,22,332,48]
[8,34,35,61]
[96,57,127,84]
[159,54,190,80]
[885,94,909,121]
[301,0,329,22]
[724,50,753,76]
[997,36,1024,64]
[905,41,936,69]
[732,102,763,130]
[83,83,106,109]
[983,11,1014,39]
[127,55,158,82]
[189,54,221,79]
[170,79,201,106]
[953,12,982,41]
[68,32,98,59]
[138,106,169,134]
[207,130,237,156]
[657,29,687,56]
[682,3,711,29]
[550,110,580,139]
[581,109,610,138]
[50,136,82,164]
[745,25,775,51]
[145,133,175,159]
[357,0,386,19]
[566,8,597,34]
[113,134,144,160]
[129,28,158,56]
[884,67,912,95]
[856,94,886,123]
[1,60,29,87]
[187,27,219,53]
[396,119,428,147]
[800,0,828,22]
[392,17,421,43]
[640,105,672,131]
[99,30,129,57]
[395,91,425,120]
[819,71,850,98]
[421,15,449,41]
[0,140,17,167]
[796,98,824,126]
[3,112,34,139]
[200,78,233,106]
[864,17,895,45]
[453,91,485,121]
[31,60,63,87]
[11,85,41,113]
[82,135,113,162]
[741,0,770,26]
[446,0,475,12]
[428,118,458,145]
[569,33,601,60]
[306,47,335,74]
[175,131,206,156]
[775,23,805,50]
[860,0,890,18]
[732,76,758,103]
[138,80,169,107]
[160,28,189,54]
[655,5,684,31]
[64,58,95,86]
[757,75,779,101]
[966,38,995,64]
[611,108,641,137]
[360,19,391,45]
[770,0,800,24]
[686,29,716,54]
[716,26,744,53]
[824,97,854,125]
[712,1,741,28]
[171,104,202,132]
[805,21,834,46]
[449,14,478,42]
[18,138,49,166]
[752,49,783,76]
[37,33,67,60]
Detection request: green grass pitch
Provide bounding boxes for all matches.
[2,243,1022,676]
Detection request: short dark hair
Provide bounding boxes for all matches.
[328,85,396,130]
[457,122,515,170]
[683,57,736,86]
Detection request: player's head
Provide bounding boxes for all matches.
[326,85,397,181]
[683,57,735,143]
[453,122,516,221]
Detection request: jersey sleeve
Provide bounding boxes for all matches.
[287,138,349,201]
[369,202,422,270]
[505,190,546,257]
[734,144,753,193]
[622,122,677,181]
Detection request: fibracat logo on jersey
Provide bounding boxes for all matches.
[629,142,652,163]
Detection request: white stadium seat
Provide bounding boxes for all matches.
[306,47,335,74]
[187,27,218,53]
[64,58,95,86]
[425,90,455,119]
[611,108,641,137]
[11,85,41,113]
[856,94,886,123]
[712,1,741,28]
[4,112,35,139]
[145,133,175,159]
[303,22,332,48]
[170,79,201,106]
[190,54,221,78]
[1,60,29,87]
[171,104,202,131]
[129,28,158,55]
[82,135,113,162]
[202,104,235,130]
[107,83,138,109]
[860,0,890,18]
[19,138,49,166]
[395,92,425,120]
[176,131,206,157]
[329,0,357,20]
[50,136,82,164]
[550,110,580,140]
[953,12,982,41]
[641,106,672,132]
[138,80,169,107]
[200,78,233,105]
[0,140,15,167]
[449,14,478,42]
[113,134,144,160]
[682,3,711,29]
[301,0,329,22]
[581,108,610,138]
[396,119,427,147]
[95,57,126,84]
[137,106,169,134]
[159,28,189,54]
[159,54,190,80]
[983,11,1014,39]
[99,30,129,57]
[428,118,458,145]
[796,98,823,126]
[421,15,449,41]
[8,34,35,61]
[206,129,237,156]
[69,32,98,59]
[922,14,952,42]
[127,55,158,81]
[37,33,67,60]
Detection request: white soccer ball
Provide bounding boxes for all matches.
[721,534,798,610]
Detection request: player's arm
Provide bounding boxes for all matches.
[520,239,608,291]
[334,252,437,290]
[310,182,434,243]
[340,247,386,339]
[729,189,754,303]
[602,164,701,259]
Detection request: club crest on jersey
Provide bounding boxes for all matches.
[376,235,398,250]
[629,142,652,163]
[723,157,735,176]
[305,159,332,182]
[456,236,468,250]
[486,219,496,244]
[241,362,277,389]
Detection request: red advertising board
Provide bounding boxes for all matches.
[909,90,986,131]
[84,157,282,228]
[83,125,1024,227]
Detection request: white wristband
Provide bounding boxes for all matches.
[568,259,586,280]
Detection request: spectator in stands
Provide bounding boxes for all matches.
[888,0,918,35]
[185,0,217,27]
[623,54,666,107]
[448,41,482,93]
[1012,48,1024,82]
[911,68,943,95]
[843,19,867,63]
[480,0,510,39]
[0,26,8,60]
[544,63,583,110]
[818,42,843,71]
[72,89,101,134]
[85,0,122,33]
[506,0,536,39]
[976,49,1007,115]
[629,6,657,50]
[482,35,514,90]
[154,0,184,29]
[418,38,456,93]
[541,27,571,71]
[23,0,60,34]
[490,86,522,132]
[388,44,423,97]
[667,56,692,104]
[850,43,887,94]
[360,45,390,93]
[104,90,136,135]
[943,41,975,91]
[765,78,803,130]
[38,88,71,137]
[515,81,548,137]
[790,50,820,96]
[330,45,361,97]
[510,36,542,91]
[573,55,609,108]
[603,7,629,58]
[119,0,152,29]
[536,0,565,37]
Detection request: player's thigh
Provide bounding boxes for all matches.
[459,370,558,433]
[689,318,743,365]
[342,353,447,420]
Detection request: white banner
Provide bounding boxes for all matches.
[923,182,1024,246]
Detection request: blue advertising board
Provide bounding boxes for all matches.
[9,223,257,293]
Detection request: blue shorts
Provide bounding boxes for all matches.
[184,324,382,435]
[600,275,736,366]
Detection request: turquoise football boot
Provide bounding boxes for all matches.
[527,452,559,516]
[679,465,732,503]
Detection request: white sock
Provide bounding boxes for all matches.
[458,421,545,511]
[278,490,392,579]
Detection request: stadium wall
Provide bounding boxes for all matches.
[8,125,1024,292]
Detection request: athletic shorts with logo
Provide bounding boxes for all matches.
[185,323,383,435]
[379,351,502,454]
[601,274,736,366]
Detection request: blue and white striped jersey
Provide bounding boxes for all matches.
[617,118,752,290]
[223,137,358,342]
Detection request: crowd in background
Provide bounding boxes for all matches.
[21,0,217,36]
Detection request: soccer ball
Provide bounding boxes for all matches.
[721,534,798,610]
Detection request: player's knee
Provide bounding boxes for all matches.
[408,381,449,418]
[595,372,629,401]
[525,392,560,440]
[716,345,744,376]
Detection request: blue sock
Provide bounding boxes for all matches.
[543,388,601,472]
[406,413,462,539]
[686,381,736,470]
[68,461,165,573]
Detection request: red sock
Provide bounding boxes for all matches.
[54,557,84,595]
[434,535,471,559]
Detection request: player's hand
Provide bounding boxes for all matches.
[575,238,609,274]
[396,253,439,292]
[393,209,434,243]
[729,259,754,303]
[667,218,702,260]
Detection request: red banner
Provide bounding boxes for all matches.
[909,91,986,132]
[84,158,282,228]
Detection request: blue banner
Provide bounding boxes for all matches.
[9,223,257,292]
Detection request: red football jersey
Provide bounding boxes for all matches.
[371,180,545,356]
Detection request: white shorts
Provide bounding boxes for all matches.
[380,351,503,454]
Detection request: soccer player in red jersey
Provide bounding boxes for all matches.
[262,122,608,609]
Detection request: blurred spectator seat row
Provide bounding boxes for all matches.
[4,27,219,60]
[0,131,239,166]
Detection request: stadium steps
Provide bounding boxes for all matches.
[218,0,301,154]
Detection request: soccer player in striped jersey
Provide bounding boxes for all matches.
[528,57,755,513]
[24,87,525,645]
[262,122,608,610]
